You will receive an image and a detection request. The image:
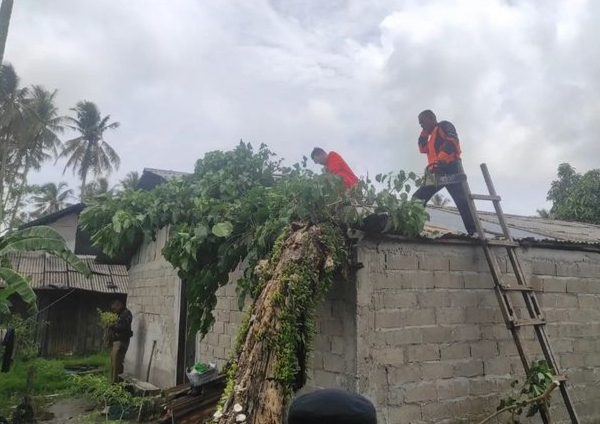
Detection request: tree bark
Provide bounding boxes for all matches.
[80,169,87,202]
[0,0,14,65]
[217,224,334,424]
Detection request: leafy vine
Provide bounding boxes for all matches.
[80,142,427,336]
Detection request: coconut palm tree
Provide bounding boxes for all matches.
[20,86,63,169]
[83,177,115,201]
[119,171,140,191]
[30,182,73,218]
[0,0,14,65]
[431,193,450,207]
[0,63,28,229]
[58,101,120,200]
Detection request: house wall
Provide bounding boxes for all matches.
[125,227,183,388]
[37,290,124,356]
[46,213,78,251]
[357,238,600,424]
[198,237,600,424]
[197,274,358,392]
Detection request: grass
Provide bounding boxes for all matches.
[0,353,109,417]
[63,353,111,369]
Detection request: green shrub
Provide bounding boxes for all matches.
[68,374,155,421]
[0,354,110,416]
[0,315,47,361]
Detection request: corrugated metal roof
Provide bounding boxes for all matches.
[143,168,189,180]
[425,207,600,245]
[2,252,128,294]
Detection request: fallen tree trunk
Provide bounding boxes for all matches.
[217,223,341,424]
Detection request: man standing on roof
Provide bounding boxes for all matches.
[412,110,477,235]
[311,147,359,188]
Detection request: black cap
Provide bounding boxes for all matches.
[288,389,377,424]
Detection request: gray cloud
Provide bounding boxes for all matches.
[5,0,599,214]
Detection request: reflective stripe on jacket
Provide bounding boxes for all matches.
[418,120,461,166]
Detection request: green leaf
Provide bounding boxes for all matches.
[212,222,234,237]
[54,249,92,277]
[0,267,37,315]
[0,238,67,256]
[112,215,122,233]
[7,226,66,242]
[194,223,209,239]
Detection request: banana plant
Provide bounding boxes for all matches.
[0,226,91,316]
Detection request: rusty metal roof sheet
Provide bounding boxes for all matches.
[2,252,128,294]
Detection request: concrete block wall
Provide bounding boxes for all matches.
[197,273,358,391]
[125,227,183,388]
[356,238,600,424]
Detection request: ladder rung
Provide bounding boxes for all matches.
[500,285,534,292]
[486,239,519,247]
[511,318,546,328]
[554,374,568,382]
[471,194,501,201]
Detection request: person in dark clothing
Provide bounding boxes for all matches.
[109,299,133,384]
[412,110,477,235]
[288,389,377,424]
[1,328,15,373]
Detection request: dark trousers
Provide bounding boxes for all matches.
[412,164,477,235]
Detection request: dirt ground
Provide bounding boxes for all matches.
[39,398,95,424]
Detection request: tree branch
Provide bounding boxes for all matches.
[477,382,558,424]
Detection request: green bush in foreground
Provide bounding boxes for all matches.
[0,354,109,416]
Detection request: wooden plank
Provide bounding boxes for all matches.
[511,318,546,327]
[471,194,501,201]
[486,239,519,247]
[500,285,534,292]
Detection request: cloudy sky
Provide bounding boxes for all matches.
[5,0,599,214]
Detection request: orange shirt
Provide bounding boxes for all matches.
[326,151,358,188]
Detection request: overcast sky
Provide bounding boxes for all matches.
[5,0,599,214]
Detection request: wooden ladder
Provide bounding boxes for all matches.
[461,163,580,424]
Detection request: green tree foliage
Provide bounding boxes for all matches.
[119,171,140,191]
[0,64,64,230]
[431,193,450,207]
[59,100,120,201]
[547,163,600,224]
[81,142,428,335]
[30,181,73,217]
[0,226,91,317]
[536,208,551,219]
[83,177,115,202]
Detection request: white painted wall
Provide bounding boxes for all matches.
[47,213,78,251]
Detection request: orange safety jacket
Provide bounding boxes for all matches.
[418,121,461,169]
[326,151,359,188]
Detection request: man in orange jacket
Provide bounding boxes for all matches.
[412,110,477,235]
[311,147,359,188]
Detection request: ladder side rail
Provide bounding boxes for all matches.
[506,247,531,287]
[459,177,487,239]
[477,164,580,424]
[480,163,514,240]
[507,314,533,375]
[535,323,580,424]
